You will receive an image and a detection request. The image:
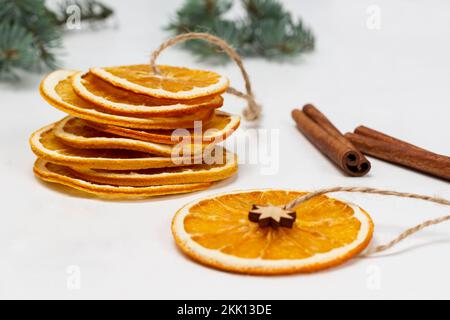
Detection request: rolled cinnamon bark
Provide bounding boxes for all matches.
[345,126,450,181]
[291,105,371,176]
[354,126,426,152]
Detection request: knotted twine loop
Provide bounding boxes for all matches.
[284,186,450,257]
[149,32,262,121]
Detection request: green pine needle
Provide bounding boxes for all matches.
[0,0,113,81]
[0,22,37,80]
[166,0,315,62]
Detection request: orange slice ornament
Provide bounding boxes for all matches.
[172,189,374,274]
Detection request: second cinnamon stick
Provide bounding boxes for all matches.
[345,126,450,181]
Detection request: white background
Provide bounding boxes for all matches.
[1,0,449,299]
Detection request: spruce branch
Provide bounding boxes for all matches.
[166,0,315,62]
[0,22,37,80]
[0,0,113,81]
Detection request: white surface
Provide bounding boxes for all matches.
[1,0,449,299]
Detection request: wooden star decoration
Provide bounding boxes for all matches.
[248,205,297,229]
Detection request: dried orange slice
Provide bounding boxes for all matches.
[29,123,206,170]
[72,72,223,117]
[90,65,229,100]
[87,111,240,145]
[53,116,206,157]
[172,190,374,274]
[70,151,237,187]
[34,159,212,199]
[40,70,214,129]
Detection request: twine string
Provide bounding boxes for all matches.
[150,35,449,258]
[149,32,262,121]
[284,187,450,256]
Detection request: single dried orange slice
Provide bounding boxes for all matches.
[40,70,214,129]
[29,123,205,170]
[72,72,223,117]
[90,65,229,100]
[70,150,237,187]
[87,111,240,145]
[53,116,207,157]
[34,159,212,199]
[172,190,374,274]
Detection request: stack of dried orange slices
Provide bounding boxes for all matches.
[30,65,240,199]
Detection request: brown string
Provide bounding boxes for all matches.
[284,186,450,256]
[150,34,449,258]
[149,32,262,121]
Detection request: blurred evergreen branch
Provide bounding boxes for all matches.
[0,0,113,80]
[166,0,315,62]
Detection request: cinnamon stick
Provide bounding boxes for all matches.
[345,126,450,181]
[354,126,426,152]
[291,105,371,176]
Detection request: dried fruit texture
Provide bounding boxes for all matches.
[30,123,207,170]
[172,190,373,274]
[40,70,215,129]
[87,111,240,145]
[32,63,239,198]
[53,116,209,157]
[90,65,229,100]
[72,72,223,116]
[34,159,212,199]
[70,151,237,187]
